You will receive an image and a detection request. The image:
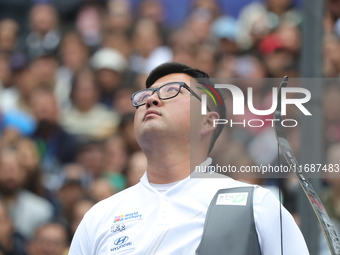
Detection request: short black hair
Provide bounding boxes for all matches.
[145,62,226,154]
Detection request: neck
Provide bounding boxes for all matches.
[143,140,207,184]
[146,157,191,184]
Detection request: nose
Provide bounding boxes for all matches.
[145,91,162,109]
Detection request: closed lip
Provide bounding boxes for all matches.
[144,109,161,120]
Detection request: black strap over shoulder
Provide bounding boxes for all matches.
[196,186,262,255]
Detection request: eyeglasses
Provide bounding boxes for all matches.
[131,82,204,108]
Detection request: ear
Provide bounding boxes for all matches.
[200,111,220,135]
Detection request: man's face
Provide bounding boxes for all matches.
[134,73,202,146]
[0,151,25,196]
[30,92,59,123]
[30,225,67,255]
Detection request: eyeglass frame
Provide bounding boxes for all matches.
[131,81,210,110]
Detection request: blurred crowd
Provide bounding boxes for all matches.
[0,0,340,254]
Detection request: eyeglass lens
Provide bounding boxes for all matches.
[133,83,181,106]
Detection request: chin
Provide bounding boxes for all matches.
[137,124,165,142]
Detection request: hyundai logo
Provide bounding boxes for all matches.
[114,236,129,245]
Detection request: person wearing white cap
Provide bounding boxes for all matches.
[91,47,128,108]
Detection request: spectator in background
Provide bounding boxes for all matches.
[61,68,120,141]
[55,31,90,110]
[135,0,172,47]
[91,47,128,108]
[214,54,241,79]
[16,137,45,198]
[229,55,272,136]
[320,143,340,255]
[169,28,198,67]
[113,88,137,116]
[137,0,166,26]
[259,22,300,78]
[211,15,239,57]
[29,54,59,90]
[0,19,19,55]
[30,88,79,190]
[0,54,12,89]
[192,0,221,19]
[0,64,39,115]
[75,140,105,180]
[323,84,340,147]
[89,178,116,203]
[104,0,133,33]
[102,135,128,192]
[58,30,89,78]
[119,113,140,153]
[184,5,215,44]
[325,0,340,34]
[130,18,172,75]
[0,0,32,36]
[275,21,301,56]
[237,0,301,52]
[75,3,103,49]
[25,3,61,59]
[323,34,340,78]
[0,146,53,240]
[28,222,69,255]
[0,127,21,150]
[194,42,218,76]
[56,163,91,226]
[0,201,27,255]
[69,198,95,240]
[101,30,132,61]
[126,150,147,187]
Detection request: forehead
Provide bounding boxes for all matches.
[150,73,194,88]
